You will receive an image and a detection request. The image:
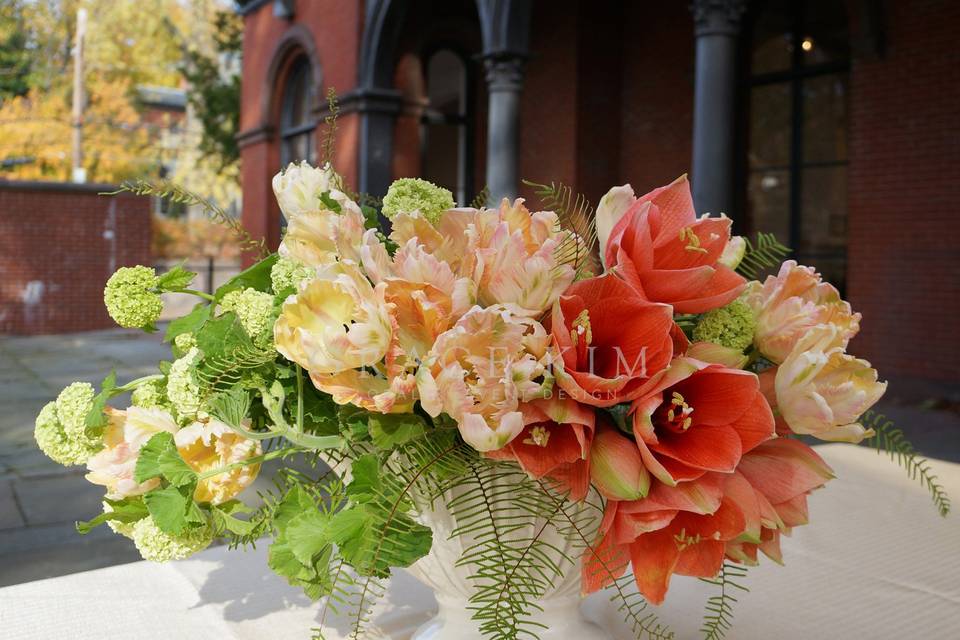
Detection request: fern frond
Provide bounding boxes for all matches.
[736,232,790,280]
[449,462,572,640]
[699,562,749,640]
[109,179,268,258]
[538,482,674,640]
[470,185,491,209]
[195,343,276,403]
[321,87,340,169]
[523,179,599,280]
[862,410,951,517]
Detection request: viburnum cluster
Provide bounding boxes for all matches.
[35,160,889,616]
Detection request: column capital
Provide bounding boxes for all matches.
[691,0,746,37]
[482,54,527,92]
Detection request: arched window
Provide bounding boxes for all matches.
[421,49,472,205]
[746,0,849,289]
[280,58,316,167]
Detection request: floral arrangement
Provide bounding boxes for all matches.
[35,161,949,640]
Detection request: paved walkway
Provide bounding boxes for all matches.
[1,327,958,587]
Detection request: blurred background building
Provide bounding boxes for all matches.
[236,0,959,405]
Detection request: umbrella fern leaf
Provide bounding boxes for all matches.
[109,179,268,258]
[699,562,748,640]
[538,482,674,640]
[523,179,600,280]
[862,410,951,517]
[736,232,790,280]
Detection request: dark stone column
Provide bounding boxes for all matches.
[691,0,746,216]
[483,54,526,203]
[354,88,403,198]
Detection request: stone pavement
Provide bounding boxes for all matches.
[1,327,958,588]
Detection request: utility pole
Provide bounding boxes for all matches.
[71,7,87,183]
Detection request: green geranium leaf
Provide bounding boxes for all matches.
[285,510,333,566]
[134,431,176,483]
[144,484,195,535]
[346,455,380,504]
[213,508,257,535]
[76,497,148,535]
[158,446,197,487]
[215,254,278,300]
[194,311,252,356]
[338,405,371,441]
[84,369,117,437]
[164,303,211,343]
[156,264,198,292]
[318,190,342,213]
[368,413,428,450]
[268,539,303,579]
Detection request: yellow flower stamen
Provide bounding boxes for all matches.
[523,425,551,447]
[665,391,695,431]
[679,226,708,254]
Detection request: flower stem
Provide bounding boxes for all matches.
[175,288,217,302]
[197,446,297,480]
[115,374,164,394]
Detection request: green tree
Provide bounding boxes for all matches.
[179,9,242,171]
[0,0,32,101]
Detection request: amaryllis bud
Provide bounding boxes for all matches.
[589,427,650,500]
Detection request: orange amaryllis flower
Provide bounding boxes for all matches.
[603,176,746,314]
[581,472,741,604]
[487,396,594,500]
[551,273,675,408]
[724,438,834,566]
[589,423,650,501]
[629,357,775,486]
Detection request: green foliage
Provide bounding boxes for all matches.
[135,431,204,535]
[700,562,749,640]
[76,497,149,535]
[735,233,791,280]
[862,410,951,517]
[320,87,339,168]
[164,303,212,343]
[522,179,599,280]
[0,1,31,102]
[179,9,242,171]
[470,185,491,209]
[145,484,203,535]
[84,370,117,437]
[215,253,279,299]
[156,264,198,292]
[112,180,268,258]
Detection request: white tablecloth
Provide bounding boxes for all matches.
[1,444,958,639]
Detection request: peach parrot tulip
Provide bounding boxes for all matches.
[774,324,886,443]
[743,260,860,364]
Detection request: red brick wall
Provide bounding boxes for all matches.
[618,1,695,194]
[846,0,960,393]
[238,1,363,258]
[0,182,150,335]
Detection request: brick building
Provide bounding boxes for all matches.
[235,0,959,401]
[0,181,150,334]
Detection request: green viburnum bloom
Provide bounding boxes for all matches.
[381,177,455,225]
[103,266,163,330]
[173,332,197,356]
[167,347,204,419]
[270,256,312,294]
[56,382,101,443]
[692,298,757,352]
[131,517,213,562]
[220,287,278,349]
[131,378,170,411]
[34,398,101,466]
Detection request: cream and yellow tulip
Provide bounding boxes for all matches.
[774,324,886,443]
